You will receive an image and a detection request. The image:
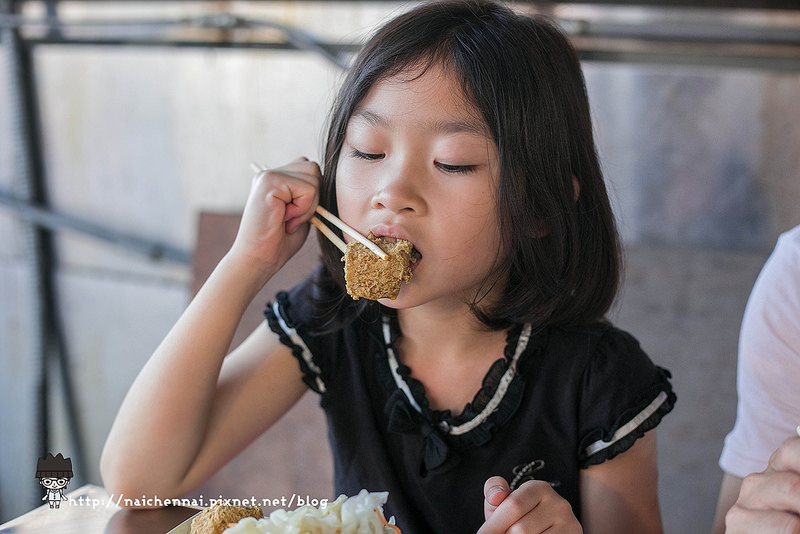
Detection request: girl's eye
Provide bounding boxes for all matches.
[436,162,478,175]
[350,149,384,161]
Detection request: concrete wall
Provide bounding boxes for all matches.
[2,2,799,531]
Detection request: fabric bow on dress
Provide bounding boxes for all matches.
[385,390,458,475]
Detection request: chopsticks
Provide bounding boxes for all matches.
[313,205,388,259]
[309,213,347,254]
[250,163,388,260]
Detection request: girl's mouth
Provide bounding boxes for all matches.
[373,234,422,265]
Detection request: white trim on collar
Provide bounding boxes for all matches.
[382,317,531,436]
[384,319,423,413]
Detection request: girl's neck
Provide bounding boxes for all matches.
[395,307,508,414]
[396,307,503,363]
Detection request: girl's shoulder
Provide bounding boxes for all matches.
[544,321,650,367]
[268,264,374,335]
[266,264,383,395]
[527,321,676,467]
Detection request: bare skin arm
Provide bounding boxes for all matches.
[100,159,320,501]
[580,430,664,534]
[712,473,744,534]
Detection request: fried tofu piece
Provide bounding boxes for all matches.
[343,233,414,301]
[190,504,264,534]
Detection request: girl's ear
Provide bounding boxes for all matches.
[527,176,580,238]
[572,174,581,202]
[531,220,550,238]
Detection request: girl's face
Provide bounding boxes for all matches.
[336,63,503,313]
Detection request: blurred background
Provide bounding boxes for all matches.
[1,1,798,532]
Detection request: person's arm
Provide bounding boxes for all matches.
[579,430,663,534]
[712,473,744,534]
[100,159,320,502]
[725,435,800,534]
[715,227,800,531]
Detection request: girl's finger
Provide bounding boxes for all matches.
[280,157,322,183]
[483,476,511,520]
[479,480,560,534]
[249,165,320,217]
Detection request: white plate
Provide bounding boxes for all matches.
[166,512,200,534]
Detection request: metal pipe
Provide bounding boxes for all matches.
[1,0,49,511]
[0,11,354,69]
[0,189,192,264]
[2,7,799,71]
[1,0,86,503]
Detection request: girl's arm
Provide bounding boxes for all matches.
[100,159,320,501]
[579,429,663,534]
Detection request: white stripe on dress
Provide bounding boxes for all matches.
[583,390,669,457]
[273,301,326,393]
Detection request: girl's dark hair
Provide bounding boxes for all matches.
[317,0,621,329]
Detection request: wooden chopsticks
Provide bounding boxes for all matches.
[313,206,389,259]
[309,213,347,253]
[250,163,388,260]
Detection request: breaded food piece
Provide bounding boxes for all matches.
[191,504,264,534]
[343,233,414,301]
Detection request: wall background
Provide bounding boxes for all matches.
[1,2,799,532]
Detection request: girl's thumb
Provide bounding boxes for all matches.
[483,476,512,520]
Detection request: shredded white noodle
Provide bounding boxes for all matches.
[222,490,397,534]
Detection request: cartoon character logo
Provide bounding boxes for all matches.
[35,453,73,509]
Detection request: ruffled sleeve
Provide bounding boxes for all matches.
[264,265,342,395]
[576,326,676,468]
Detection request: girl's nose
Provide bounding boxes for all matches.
[371,163,425,215]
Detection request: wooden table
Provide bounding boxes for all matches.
[0,485,199,533]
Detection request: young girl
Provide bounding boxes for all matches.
[101,1,676,532]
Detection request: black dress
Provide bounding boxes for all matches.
[265,270,676,534]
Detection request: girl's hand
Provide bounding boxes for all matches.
[725,436,800,534]
[479,476,583,534]
[230,157,321,274]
